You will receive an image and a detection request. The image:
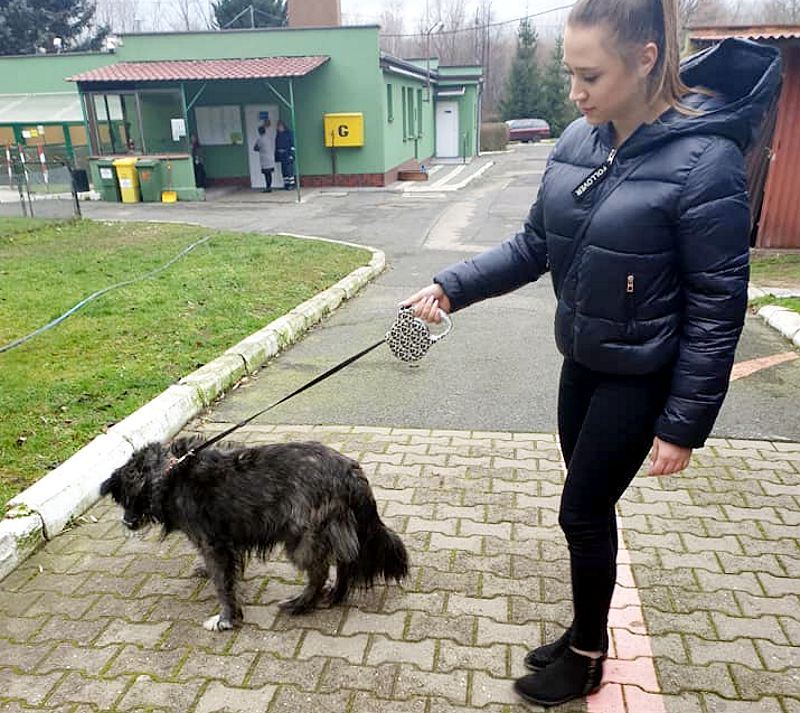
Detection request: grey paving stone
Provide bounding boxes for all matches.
[436,641,507,677]
[36,642,119,676]
[195,681,277,713]
[730,663,800,698]
[298,632,368,664]
[366,634,436,670]
[684,635,762,668]
[406,611,475,646]
[711,612,789,645]
[395,665,468,704]
[701,693,784,712]
[735,591,800,618]
[246,654,325,690]
[0,641,52,673]
[105,644,187,680]
[655,659,738,698]
[0,669,64,706]
[756,639,800,672]
[350,691,427,713]
[318,660,397,696]
[270,687,354,713]
[45,671,129,709]
[117,675,203,711]
[30,617,108,647]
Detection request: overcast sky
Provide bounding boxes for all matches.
[340,0,573,32]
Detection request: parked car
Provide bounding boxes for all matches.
[505,118,551,143]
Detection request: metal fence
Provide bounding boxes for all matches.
[1,145,85,220]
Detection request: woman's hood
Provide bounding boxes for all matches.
[599,38,782,157]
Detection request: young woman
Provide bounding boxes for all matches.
[402,0,780,706]
[253,122,276,192]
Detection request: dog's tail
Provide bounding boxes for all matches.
[356,517,409,587]
[348,475,409,588]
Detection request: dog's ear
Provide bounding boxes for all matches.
[100,471,119,497]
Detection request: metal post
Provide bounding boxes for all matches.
[289,79,301,203]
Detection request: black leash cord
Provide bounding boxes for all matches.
[191,337,387,455]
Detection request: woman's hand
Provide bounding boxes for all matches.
[400,284,452,324]
[649,437,692,476]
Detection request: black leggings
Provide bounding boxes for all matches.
[557,358,673,651]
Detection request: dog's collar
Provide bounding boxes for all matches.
[164,450,195,475]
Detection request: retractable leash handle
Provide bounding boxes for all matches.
[386,305,453,362]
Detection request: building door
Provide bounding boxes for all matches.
[245,104,280,189]
[436,102,460,158]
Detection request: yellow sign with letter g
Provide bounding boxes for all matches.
[323,113,364,147]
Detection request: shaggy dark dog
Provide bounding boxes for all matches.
[100,436,408,630]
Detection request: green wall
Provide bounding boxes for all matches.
[0,53,113,94]
[381,71,435,171]
[118,27,386,177]
[0,28,483,186]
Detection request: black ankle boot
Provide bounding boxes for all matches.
[514,648,603,707]
[523,626,573,671]
[524,626,608,671]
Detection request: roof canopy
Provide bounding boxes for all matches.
[0,93,83,124]
[68,56,330,84]
[689,24,800,41]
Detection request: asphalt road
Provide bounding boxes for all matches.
[83,143,800,442]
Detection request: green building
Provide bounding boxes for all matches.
[0,23,483,201]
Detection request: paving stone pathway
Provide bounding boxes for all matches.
[1,424,798,712]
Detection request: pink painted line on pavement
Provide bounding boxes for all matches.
[730,351,798,381]
[584,349,800,711]
[586,553,666,713]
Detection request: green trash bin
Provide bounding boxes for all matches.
[136,159,164,203]
[95,158,121,202]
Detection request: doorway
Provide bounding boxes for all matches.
[436,101,460,159]
[244,104,281,189]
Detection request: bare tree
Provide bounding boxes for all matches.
[170,0,212,31]
[678,0,701,27]
[763,0,800,22]
[379,0,406,55]
[95,0,142,33]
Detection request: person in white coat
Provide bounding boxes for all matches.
[253,122,276,192]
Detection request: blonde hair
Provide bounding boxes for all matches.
[568,0,698,113]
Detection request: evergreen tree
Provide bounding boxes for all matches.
[0,0,108,56]
[212,0,287,29]
[539,36,579,136]
[500,18,543,121]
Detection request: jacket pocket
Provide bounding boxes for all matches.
[575,245,675,324]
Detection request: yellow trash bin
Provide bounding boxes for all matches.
[113,157,141,203]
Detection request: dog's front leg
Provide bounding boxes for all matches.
[199,544,244,631]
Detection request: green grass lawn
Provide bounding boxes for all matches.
[0,218,370,516]
[749,253,800,317]
[750,253,800,289]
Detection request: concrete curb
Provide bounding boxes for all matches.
[0,238,385,581]
[749,285,800,349]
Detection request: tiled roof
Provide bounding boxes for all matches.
[689,25,800,41]
[68,56,329,83]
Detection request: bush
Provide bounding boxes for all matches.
[480,122,509,152]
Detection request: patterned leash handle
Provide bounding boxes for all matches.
[386,305,453,362]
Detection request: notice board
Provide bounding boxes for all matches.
[195,105,243,145]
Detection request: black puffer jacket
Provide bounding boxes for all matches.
[434,39,781,448]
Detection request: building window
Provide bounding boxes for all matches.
[387,84,393,122]
[401,87,407,139]
[417,88,423,136]
[406,88,414,140]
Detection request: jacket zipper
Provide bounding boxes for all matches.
[625,273,637,338]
